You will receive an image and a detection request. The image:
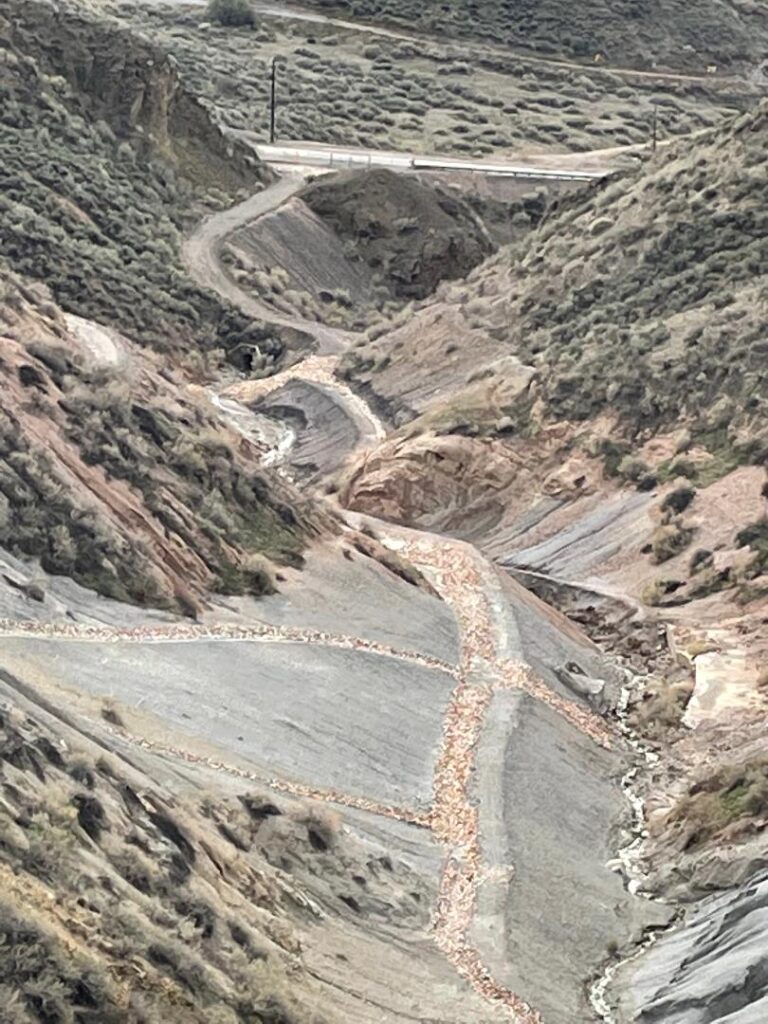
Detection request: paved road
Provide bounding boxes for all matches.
[252,139,609,181]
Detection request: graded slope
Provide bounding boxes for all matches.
[335,100,768,1024]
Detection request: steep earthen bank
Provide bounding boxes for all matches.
[1,0,269,191]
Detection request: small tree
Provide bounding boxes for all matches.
[206,0,256,27]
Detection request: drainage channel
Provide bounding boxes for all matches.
[589,671,678,1023]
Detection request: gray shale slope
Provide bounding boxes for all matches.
[4,3,765,1020]
[617,873,768,1024]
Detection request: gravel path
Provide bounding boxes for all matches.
[225,352,386,447]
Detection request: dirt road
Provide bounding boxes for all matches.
[151,0,745,86]
[183,174,354,354]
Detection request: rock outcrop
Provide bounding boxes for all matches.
[301,168,494,300]
[1,0,270,191]
[618,873,768,1023]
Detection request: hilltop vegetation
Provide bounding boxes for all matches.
[113,2,751,158]
[344,103,768,464]
[0,0,277,363]
[306,0,768,71]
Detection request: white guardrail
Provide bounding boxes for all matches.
[256,143,607,181]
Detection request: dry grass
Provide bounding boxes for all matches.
[0,703,336,1023]
[630,674,693,740]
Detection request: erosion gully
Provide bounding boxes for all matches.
[8,174,661,1021]
[188,174,664,1022]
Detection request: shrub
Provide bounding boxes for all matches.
[206,0,256,27]
[689,548,713,573]
[651,521,694,563]
[617,454,649,482]
[672,756,768,848]
[661,485,696,516]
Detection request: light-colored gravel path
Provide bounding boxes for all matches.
[225,352,387,446]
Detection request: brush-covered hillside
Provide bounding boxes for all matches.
[307,0,768,71]
[0,697,320,1024]
[113,0,755,162]
[0,1,327,612]
[344,103,768,458]
[0,0,272,358]
[340,103,768,607]
[0,674,442,1024]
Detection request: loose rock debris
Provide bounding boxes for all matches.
[0,617,456,675]
[107,726,430,826]
[394,530,613,1021]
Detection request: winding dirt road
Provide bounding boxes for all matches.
[183,175,355,355]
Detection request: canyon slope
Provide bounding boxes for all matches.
[1,0,766,1023]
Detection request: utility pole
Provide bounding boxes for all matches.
[269,56,278,144]
[651,102,658,154]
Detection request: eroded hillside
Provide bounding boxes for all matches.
[1,0,767,1022]
[341,103,768,559]
[0,1,275,358]
[0,271,323,612]
[0,3,334,612]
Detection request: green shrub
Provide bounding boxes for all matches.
[206,0,256,27]
[661,485,696,515]
[651,521,694,563]
[672,756,768,848]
